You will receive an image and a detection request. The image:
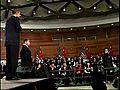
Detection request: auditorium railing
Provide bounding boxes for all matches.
[0,58,118,86]
[50,67,117,86]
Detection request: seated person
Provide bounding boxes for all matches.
[72,61,83,84]
[49,63,58,78]
[35,63,51,78]
[61,62,70,85]
[20,39,33,66]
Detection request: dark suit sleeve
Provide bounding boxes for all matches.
[20,47,32,62]
[14,19,22,33]
[23,50,32,61]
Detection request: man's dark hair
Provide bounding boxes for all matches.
[12,9,20,14]
[23,39,29,43]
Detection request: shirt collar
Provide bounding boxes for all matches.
[23,44,28,48]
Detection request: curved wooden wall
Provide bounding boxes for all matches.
[1,26,119,59]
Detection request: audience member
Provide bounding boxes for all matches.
[72,61,83,84]
[61,62,70,85]
[102,48,113,82]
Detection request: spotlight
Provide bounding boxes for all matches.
[33,11,36,15]
[8,0,11,2]
[63,8,66,12]
[78,7,81,10]
[109,5,112,9]
[70,28,73,30]
[97,25,100,28]
[48,10,51,14]
[93,6,97,10]
[44,29,46,31]
[84,27,86,29]
[57,29,59,31]
[111,23,114,26]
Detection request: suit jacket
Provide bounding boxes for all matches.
[102,53,113,67]
[20,45,32,66]
[91,63,107,90]
[5,16,22,46]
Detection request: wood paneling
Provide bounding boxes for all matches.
[0,26,119,59]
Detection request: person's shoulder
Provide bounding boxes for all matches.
[22,45,28,49]
[8,16,15,20]
[6,16,16,22]
[10,16,19,21]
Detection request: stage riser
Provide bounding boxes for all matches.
[11,78,57,90]
[1,78,57,90]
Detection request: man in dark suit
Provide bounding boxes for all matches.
[91,62,107,90]
[102,48,113,68]
[19,39,34,78]
[5,9,22,80]
[102,48,113,82]
[20,39,33,66]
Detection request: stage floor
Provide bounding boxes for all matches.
[1,77,118,90]
[58,84,118,90]
[1,78,48,90]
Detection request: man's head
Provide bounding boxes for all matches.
[12,9,21,18]
[104,48,109,54]
[39,46,42,49]
[24,39,30,46]
[63,62,67,67]
[75,61,79,66]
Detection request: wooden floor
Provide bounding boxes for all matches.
[1,78,48,90]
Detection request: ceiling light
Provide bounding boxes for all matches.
[33,11,36,15]
[78,7,81,10]
[44,29,46,31]
[109,5,112,9]
[63,8,66,12]
[57,29,60,31]
[93,6,97,10]
[97,25,100,28]
[8,0,11,2]
[84,27,86,29]
[48,10,51,14]
[111,23,114,26]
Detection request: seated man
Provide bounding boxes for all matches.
[20,39,33,66]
